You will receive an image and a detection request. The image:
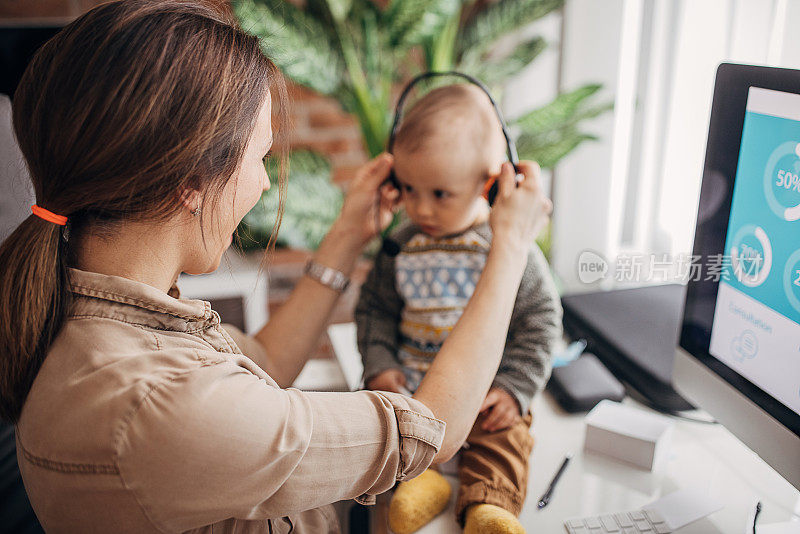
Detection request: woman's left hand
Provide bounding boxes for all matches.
[335,153,399,247]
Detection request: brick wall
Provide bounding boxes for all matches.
[285,84,368,185]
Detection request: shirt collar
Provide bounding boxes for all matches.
[67,267,218,332]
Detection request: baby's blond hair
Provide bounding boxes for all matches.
[393,83,507,177]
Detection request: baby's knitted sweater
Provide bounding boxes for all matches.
[355,220,562,413]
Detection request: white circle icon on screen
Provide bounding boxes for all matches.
[764,141,800,221]
[730,225,772,287]
[731,330,758,362]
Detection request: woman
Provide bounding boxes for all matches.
[0,1,552,532]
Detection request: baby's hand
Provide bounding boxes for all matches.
[479,387,521,432]
[366,368,407,394]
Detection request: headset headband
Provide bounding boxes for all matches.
[386,71,519,167]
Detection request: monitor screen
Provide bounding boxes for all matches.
[680,64,800,441]
[708,86,800,419]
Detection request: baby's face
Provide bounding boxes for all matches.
[392,146,488,238]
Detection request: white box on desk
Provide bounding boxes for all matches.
[584,400,673,471]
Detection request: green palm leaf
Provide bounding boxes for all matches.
[511,83,611,171]
[237,150,343,251]
[324,0,353,23]
[233,0,343,95]
[423,8,460,71]
[457,0,563,61]
[517,129,596,169]
[461,36,546,86]
[233,0,610,259]
[513,83,610,132]
[303,0,337,31]
[384,0,462,52]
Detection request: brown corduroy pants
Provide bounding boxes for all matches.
[455,411,535,525]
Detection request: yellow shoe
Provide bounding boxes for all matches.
[463,503,526,534]
[388,469,452,534]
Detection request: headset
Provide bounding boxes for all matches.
[385,71,522,206]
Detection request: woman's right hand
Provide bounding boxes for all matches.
[366,368,407,394]
[334,153,399,249]
[488,160,552,254]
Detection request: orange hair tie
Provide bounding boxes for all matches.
[31,205,68,226]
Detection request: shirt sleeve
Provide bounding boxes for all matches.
[115,357,444,532]
[355,247,405,385]
[492,244,563,414]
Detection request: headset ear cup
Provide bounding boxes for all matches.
[483,175,499,206]
[386,169,400,190]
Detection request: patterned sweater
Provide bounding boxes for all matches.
[355,220,562,413]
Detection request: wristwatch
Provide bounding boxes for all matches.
[303,259,351,292]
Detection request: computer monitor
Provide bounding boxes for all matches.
[674,63,800,490]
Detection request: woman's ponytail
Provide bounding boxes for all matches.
[0,214,71,422]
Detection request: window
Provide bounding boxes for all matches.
[550,0,800,291]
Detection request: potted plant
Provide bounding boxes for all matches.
[234,0,610,259]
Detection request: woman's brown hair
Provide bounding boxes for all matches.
[0,0,288,422]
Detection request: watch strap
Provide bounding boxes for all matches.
[303,259,350,292]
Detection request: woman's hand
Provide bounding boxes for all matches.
[479,387,521,432]
[366,368,407,394]
[488,161,552,255]
[334,153,399,248]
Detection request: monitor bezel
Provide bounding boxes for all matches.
[680,62,800,439]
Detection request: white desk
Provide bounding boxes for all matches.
[370,392,800,533]
[523,394,799,533]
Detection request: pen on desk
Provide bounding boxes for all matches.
[537,454,572,510]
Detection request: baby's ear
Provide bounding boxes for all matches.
[485,156,505,179]
[483,160,504,185]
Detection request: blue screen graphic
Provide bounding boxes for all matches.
[722,110,800,325]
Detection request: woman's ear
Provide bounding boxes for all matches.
[177,187,202,212]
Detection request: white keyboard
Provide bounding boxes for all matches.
[564,508,671,533]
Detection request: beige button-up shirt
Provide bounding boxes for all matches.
[16,268,445,533]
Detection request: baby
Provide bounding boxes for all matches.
[355,84,562,534]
